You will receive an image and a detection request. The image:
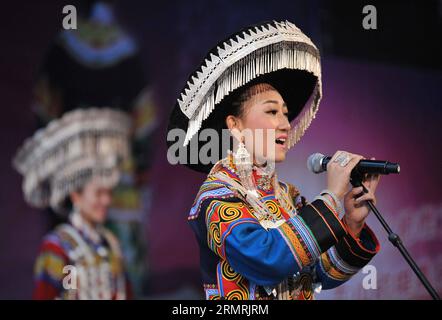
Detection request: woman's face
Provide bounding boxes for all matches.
[71,179,112,225]
[227,84,291,164]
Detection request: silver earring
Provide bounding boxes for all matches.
[234,139,252,173]
[233,137,255,193]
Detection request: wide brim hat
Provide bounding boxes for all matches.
[167,20,322,173]
[13,108,131,213]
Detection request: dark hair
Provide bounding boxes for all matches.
[58,186,84,216]
[205,79,274,133]
[61,197,74,214]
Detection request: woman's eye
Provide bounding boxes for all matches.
[267,110,278,115]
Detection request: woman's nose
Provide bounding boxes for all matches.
[278,114,291,131]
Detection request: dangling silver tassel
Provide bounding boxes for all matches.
[232,139,257,197]
[288,82,322,149]
[183,41,322,147]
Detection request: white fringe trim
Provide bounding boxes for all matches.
[183,42,321,146]
[13,108,131,210]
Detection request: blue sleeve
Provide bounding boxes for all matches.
[196,189,348,286]
[314,222,380,290]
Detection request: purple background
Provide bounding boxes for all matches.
[0,1,440,299]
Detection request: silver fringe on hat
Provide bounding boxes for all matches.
[177,20,322,147]
[13,108,131,212]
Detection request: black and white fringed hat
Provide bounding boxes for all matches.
[168,20,322,173]
[13,108,131,213]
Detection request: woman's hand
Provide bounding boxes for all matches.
[343,158,381,237]
[326,150,364,200]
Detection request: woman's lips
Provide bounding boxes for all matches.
[275,141,287,150]
[275,135,288,150]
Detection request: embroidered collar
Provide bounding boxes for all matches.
[218,153,276,194]
[70,211,104,245]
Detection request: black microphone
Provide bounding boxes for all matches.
[307,153,400,175]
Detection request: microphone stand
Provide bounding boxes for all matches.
[350,170,440,300]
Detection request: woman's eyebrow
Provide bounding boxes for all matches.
[262,100,287,107]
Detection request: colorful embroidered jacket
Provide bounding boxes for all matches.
[33,213,131,300]
[188,157,380,300]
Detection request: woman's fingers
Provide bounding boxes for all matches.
[355,191,376,204]
[327,150,342,170]
[329,150,343,163]
[345,154,364,174]
[355,192,373,202]
[361,158,381,190]
[350,186,364,196]
[348,154,364,168]
[363,173,381,191]
[328,151,381,200]
[372,174,381,188]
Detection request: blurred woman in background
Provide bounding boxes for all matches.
[14,108,132,299]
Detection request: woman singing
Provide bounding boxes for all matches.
[167,20,380,300]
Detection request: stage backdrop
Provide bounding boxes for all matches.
[0,1,440,299]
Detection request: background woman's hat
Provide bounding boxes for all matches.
[13,108,131,212]
[167,20,322,173]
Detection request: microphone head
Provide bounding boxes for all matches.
[307,153,325,174]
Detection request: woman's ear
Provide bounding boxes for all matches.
[225,115,237,131]
[70,191,81,208]
[226,116,243,143]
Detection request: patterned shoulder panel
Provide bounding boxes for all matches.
[51,224,77,251]
[34,226,73,286]
[278,180,306,211]
[52,224,90,262]
[189,175,239,220]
